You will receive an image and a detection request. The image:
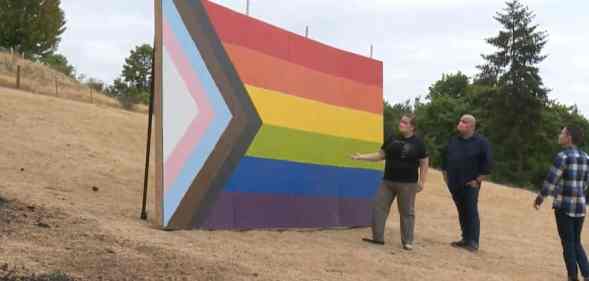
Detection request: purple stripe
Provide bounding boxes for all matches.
[199,192,372,229]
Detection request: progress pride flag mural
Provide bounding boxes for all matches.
[154,0,383,230]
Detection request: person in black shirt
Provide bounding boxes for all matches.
[352,114,429,251]
[441,114,492,252]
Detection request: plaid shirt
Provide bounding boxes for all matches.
[540,147,589,218]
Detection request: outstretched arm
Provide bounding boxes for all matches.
[351,150,385,162]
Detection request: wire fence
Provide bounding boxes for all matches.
[0,51,147,112]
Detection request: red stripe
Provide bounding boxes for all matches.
[203,0,383,87]
[224,43,382,114]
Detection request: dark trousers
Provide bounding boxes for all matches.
[555,210,589,279]
[450,185,480,246]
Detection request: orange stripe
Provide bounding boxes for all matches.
[204,0,383,87]
[224,43,383,114]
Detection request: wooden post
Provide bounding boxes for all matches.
[16,65,21,89]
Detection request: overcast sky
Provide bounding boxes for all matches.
[59,0,589,116]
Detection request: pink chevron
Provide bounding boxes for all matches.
[162,19,214,192]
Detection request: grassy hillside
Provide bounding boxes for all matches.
[0,86,581,281]
[0,52,146,112]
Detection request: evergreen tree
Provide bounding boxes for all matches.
[0,0,66,59]
[476,0,549,177]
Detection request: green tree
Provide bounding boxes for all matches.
[414,74,477,168]
[85,77,105,92]
[40,53,75,78]
[427,72,469,99]
[477,0,549,177]
[0,0,66,59]
[108,44,153,110]
[383,71,589,189]
[107,78,143,110]
[122,44,153,92]
[382,2,589,190]
[106,78,127,97]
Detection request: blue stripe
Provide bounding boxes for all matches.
[162,0,232,227]
[224,157,383,198]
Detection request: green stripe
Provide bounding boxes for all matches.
[246,125,384,171]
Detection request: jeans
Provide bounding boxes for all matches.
[555,210,589,279]
[450,185,480,246]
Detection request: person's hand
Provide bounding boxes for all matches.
[534,196,544,210]
[466,180,480,188]
[351,153,361,161]
[417,181,425,192]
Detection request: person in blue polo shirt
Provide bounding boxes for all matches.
[441,114,492,252]
[534,126,589,281]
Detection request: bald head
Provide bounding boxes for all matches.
[457,114,477,137]
[461,114,477,127]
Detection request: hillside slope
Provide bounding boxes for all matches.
[0,52,146,112]
[0,87,580,281]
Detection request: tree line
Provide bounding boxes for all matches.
[3,0,588,190]
[385,0,589,190]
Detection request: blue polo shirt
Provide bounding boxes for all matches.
[441,134,493,188]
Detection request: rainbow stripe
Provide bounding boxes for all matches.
[200,1,384,229]
[155,0,383,229]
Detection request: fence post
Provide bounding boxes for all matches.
[16,65,21,89]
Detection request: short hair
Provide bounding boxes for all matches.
[565,126,584,145]
[402,113,417,130]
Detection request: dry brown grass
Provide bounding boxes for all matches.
[0,52,147,113]
[0,86,585,281]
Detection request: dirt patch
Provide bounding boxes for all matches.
[0,198,64,233]
[0,264,76,281]
[0,196,229,281]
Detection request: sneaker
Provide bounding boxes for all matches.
[403,244,414,251]
[362,238,385,245]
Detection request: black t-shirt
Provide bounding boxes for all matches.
[381,135,428,183]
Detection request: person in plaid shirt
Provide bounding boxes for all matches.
[534,126,589,281]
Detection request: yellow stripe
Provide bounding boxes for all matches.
[246,85,383,143]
